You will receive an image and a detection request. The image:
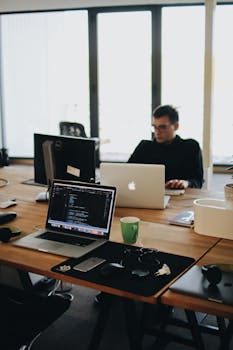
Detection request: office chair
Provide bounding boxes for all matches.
[0,264,74,303]
[0,283,71,350]
[59,121,87,138]
[59,120,100,170]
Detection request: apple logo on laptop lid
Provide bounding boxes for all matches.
[128,180,136,191]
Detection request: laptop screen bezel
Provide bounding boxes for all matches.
[45,179,116,240]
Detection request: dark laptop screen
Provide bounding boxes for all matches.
[46,180,116,239]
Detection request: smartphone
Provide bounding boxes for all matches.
[73,257,106,272]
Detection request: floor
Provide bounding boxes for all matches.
[30,284,232,350]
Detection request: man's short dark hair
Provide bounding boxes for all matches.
[152,105,179,124]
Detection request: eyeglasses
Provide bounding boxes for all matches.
[152,123,172,132]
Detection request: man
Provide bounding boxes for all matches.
[128,104,204,188]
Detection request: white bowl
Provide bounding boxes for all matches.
[193,198,233,239]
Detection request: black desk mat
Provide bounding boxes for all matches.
[51,241,195,297]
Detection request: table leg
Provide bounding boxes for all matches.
[218,320,233,350]
[122,298,143,350]
[185,309,206,350]
[88,295,143,350]
[87,293,113,350]
[216,316,227,345]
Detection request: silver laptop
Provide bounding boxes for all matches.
[100,163,170,209]
[13,179,116,258]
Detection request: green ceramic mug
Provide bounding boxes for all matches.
[120,216,140,244]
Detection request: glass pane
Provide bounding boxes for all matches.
[161,7,205,146]
[1,10,89,157]
[213,5,233,164]
[97,11,152,161]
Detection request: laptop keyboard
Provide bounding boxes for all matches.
[38,231,93,247]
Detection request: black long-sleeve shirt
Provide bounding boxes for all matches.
[128,135,204,188]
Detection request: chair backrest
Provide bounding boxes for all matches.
[59,121,87,138]
[0,283,71,349]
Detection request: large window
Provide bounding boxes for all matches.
[0,4,232,165]
[213,5,233,164]
[161,6,205,146]
[1,10,89,157]
[97,11,152,161]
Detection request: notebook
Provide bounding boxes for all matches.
[170,265,233,306]
[13,179,116,258]
[169,210,194,227]
[100,162,170,209]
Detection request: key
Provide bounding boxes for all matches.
[154,263,171,277]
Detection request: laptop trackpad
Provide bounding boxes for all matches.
[38,242,63,251]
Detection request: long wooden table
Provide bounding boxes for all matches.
[0,165,222,301]
[0,164,232,348]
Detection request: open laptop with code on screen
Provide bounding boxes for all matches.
[100,162,170,209]
[13,179,116,258]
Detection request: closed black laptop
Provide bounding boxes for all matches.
[13,179,116,258]
[170,265,233,306]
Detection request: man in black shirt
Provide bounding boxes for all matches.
[128,105,203,188]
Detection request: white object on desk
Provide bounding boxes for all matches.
[35,191,49,202]
[0,194,17,208]
[193,198,233,240]
[224,183,233,210]
[0,200,17,208]
[169,210,194,227]
[165,189,185,196]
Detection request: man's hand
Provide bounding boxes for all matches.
[165,179,189,189]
